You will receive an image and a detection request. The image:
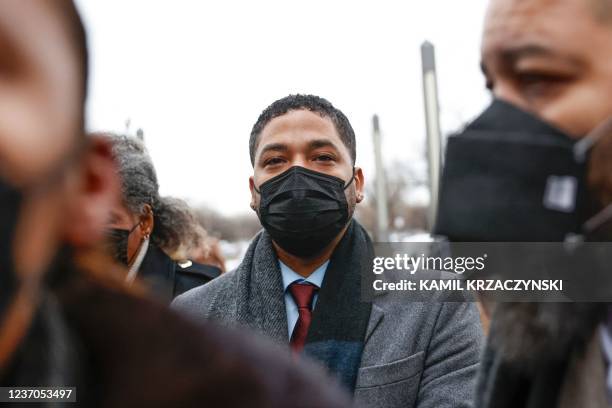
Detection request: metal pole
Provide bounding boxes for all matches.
[421,41,442,232]
[372,114,389,241]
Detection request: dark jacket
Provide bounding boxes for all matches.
[474,303,608,408]
[3,262,351,408]
[139,244,221,302]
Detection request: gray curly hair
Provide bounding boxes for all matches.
[94,132,205,256]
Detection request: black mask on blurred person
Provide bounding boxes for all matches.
[435,99,598,241]
[105,224,139,266]
[254,166,355,258]
[0,178,22,317]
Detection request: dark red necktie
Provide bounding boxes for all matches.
[288,282,318,351]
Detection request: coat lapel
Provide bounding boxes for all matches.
[365,303,385,345]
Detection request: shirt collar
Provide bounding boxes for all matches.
[279,260,329,291]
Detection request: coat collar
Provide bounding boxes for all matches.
[237,230,289,344]
[365,303,385,345]
[139,244,175,302]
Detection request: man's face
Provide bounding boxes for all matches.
[481,0,612,136]
[249,109,364,215]
[0,1,82,278]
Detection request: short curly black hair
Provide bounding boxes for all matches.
[249,94,356,166]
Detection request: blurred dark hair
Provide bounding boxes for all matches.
[249,94,356,166]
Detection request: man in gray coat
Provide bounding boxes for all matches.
[173,94,484,407]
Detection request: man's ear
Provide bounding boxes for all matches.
[249,175,258,211]
[63,136,121,247]
[354,166,365,203]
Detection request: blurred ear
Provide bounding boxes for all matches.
[354,166,365,203]
[63,136,120,247]
[249,175,258,212]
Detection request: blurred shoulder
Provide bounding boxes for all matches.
[171,268,238,314]
[59,273,350,407]
[173,261,222,298]
[175,260,222,280]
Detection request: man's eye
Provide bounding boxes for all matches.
[315,155,334,162]
[514,72,572,100]
[518,73,553,86]
[516,72,570,90]
[264,157,285,166]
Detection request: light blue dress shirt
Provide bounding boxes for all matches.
[280,260,329,339]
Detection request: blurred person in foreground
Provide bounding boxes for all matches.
[0,2,351,407]
[433,0,612,406]
[99,134,221,301]
[173,94,484,407]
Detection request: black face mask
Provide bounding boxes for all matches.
[105,223,139,266]
[435,99,599,242]
[0,177,22,316]
[254,166,355,258]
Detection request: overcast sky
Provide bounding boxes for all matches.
[75,0,491,216]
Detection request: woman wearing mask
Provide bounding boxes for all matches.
[100,134,221,301]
